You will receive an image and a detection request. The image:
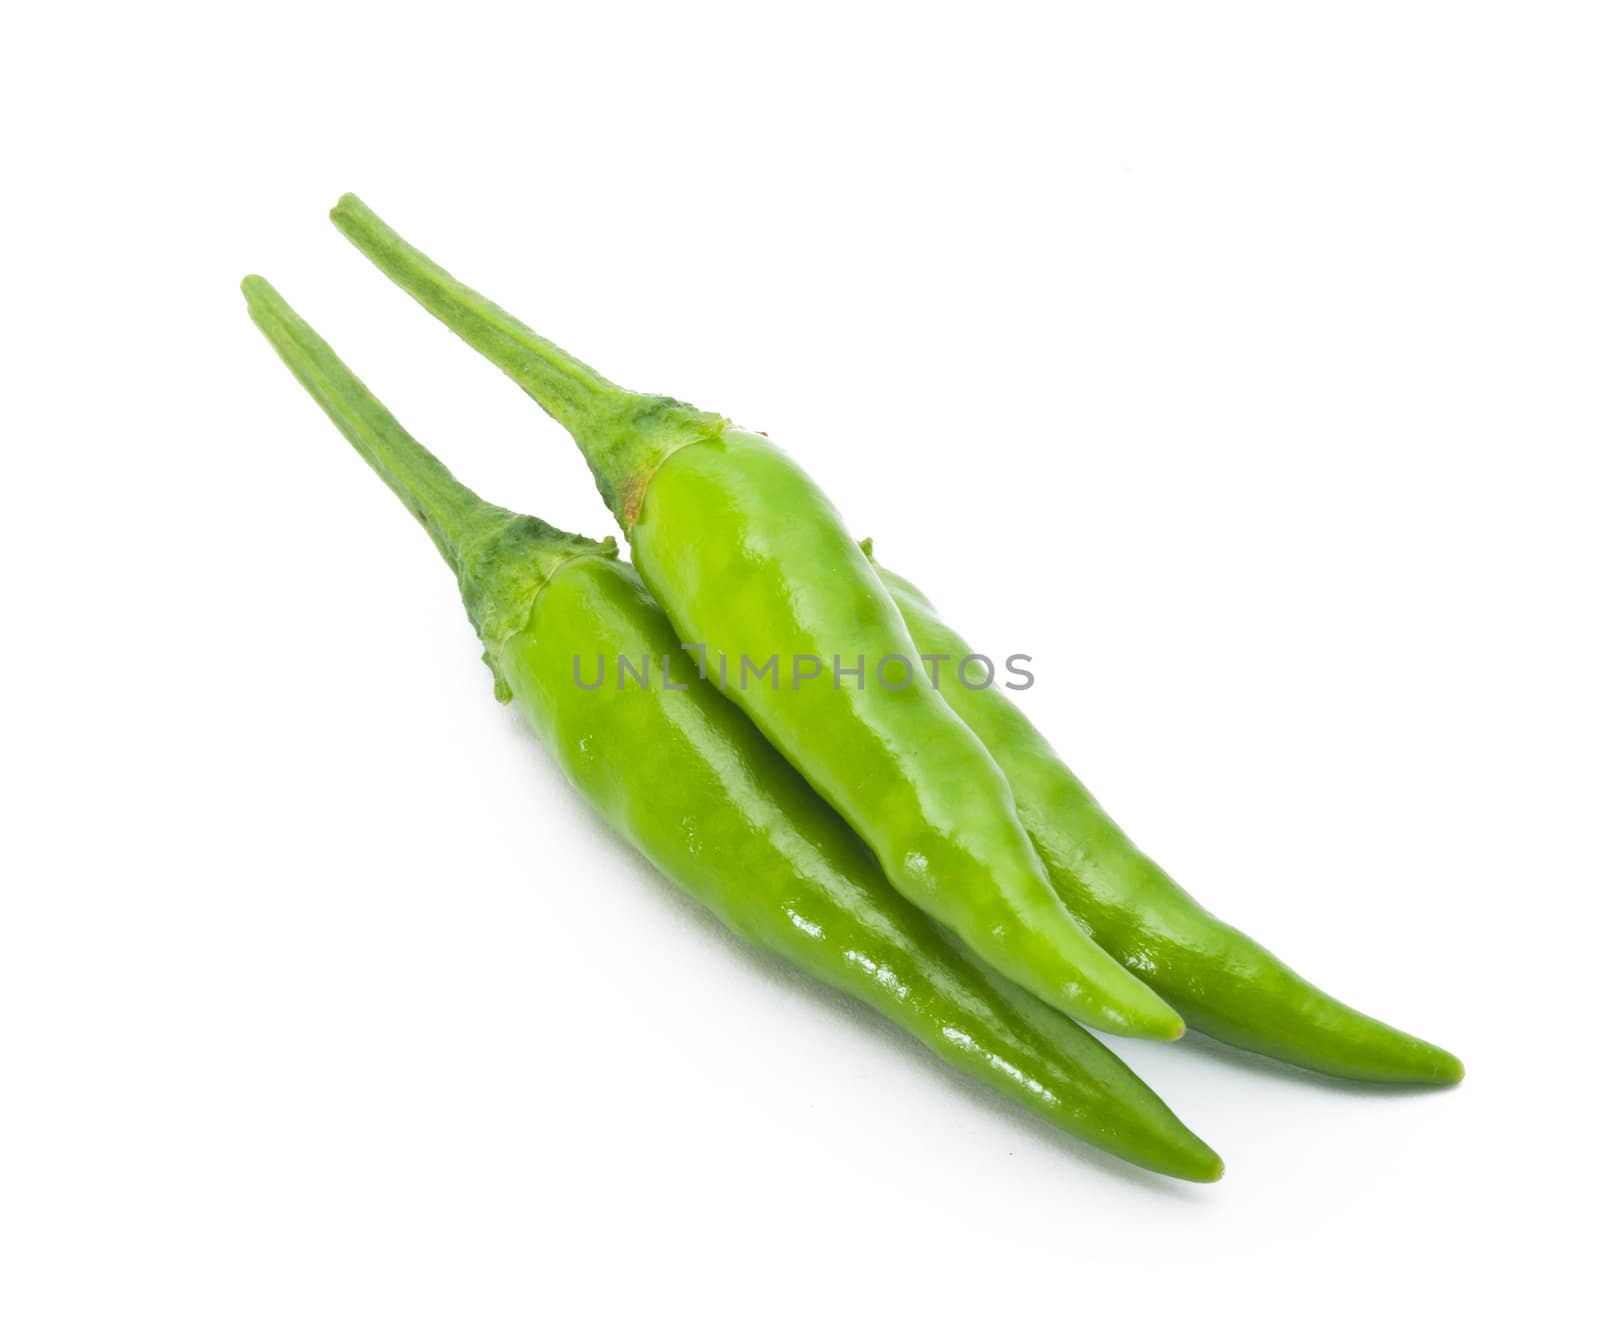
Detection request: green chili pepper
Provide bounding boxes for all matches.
[329,195,1185,1043]
[866,553,1463,1084]
[240,275,1225,1181]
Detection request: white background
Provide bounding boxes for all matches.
[3,3,1596,1330]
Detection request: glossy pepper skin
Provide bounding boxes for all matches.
[329,194,1184,1042]
[870,553,1463,1084]
[240,276,1225,1181]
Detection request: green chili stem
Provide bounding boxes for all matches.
[329,194,625,440]
[329,195,727,528]
[242,275,495,575]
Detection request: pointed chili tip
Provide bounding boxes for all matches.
[1168,1142,1224,1183]
[1394,1038,1464,1085]
[1108,998,1187,1042]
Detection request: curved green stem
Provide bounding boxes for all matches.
[241,275,617,701]
[329,195,624,440]
[242,274,495,575]
[328,194,722,527]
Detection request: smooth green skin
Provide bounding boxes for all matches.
[329,194,1185,1043]
[873,558,1463,1084]
[240,275,1225,1181]
[510,560,1221,1177]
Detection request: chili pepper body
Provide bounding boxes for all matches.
[329,194,1184,1042]
[241,275,1224,1179]
[871,555,1463,1084]
[508,557,1221,1174]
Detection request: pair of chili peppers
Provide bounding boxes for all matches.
[243,196,1461,1181]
